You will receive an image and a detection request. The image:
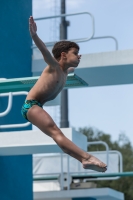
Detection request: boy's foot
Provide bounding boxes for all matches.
[82,155,107,172]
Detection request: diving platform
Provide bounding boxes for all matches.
[34,188,124,200]
[0,73,88,93]
[0,128,87,155]
[32,49,133,86]
[33,171,133,182]
[76,49,133,87]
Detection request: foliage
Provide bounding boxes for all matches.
[79,127,133,200]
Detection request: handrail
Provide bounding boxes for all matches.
[67,155,70,190]
[92,36,118,50]
[34,171,133,181]
[33,149,123,190]
[33,149,123,186]
[110,150,123,172]
[32,12,119,51]
[0,92,13,117]
[60,153,64,190]
[33,12,95,46]
[0,91,30,129]
[0,78,7,80]
[71,171,133,179]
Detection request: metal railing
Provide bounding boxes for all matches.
[33,149,124,190]
[33,12,95,46]
[32,12,118,51]
[33,142,123,190]
[92,36,118,50]
[0,91,30,129]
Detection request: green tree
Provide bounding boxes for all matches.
[79,127,133,200]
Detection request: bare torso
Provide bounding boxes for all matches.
[26,64,67,105]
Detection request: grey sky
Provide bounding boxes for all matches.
[33,0,133,142]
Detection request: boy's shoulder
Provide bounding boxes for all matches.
[44,63,62,73]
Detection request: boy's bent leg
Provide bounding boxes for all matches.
[27,105,107,172]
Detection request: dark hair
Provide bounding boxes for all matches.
[52,40,79,60]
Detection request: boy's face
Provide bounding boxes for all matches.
[64,48,81,67]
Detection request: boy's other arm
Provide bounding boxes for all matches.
[29,16,58,66]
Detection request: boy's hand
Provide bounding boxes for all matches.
[29,16,37,37]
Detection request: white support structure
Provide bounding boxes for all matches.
[0,128,87,156]
[76,49,133,87]
[32,49,133,86]
[34,188,124,200]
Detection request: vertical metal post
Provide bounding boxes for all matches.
[67,155,70,190]
[60,153,64,190]
[60,0,69,128]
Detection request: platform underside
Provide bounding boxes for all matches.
[0,74,88,93]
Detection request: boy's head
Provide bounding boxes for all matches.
[52,40,79,61]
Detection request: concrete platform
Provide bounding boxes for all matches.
[34,188,124,200]
[0,128,87,155]
[32,49,133,86]
[75,49,133,87]
[31,49,133,106]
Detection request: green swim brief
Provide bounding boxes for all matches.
[21,99,42,121]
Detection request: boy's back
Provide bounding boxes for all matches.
[27,64,67,105]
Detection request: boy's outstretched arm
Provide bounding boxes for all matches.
[29,16,58,66]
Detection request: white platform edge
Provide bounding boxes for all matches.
[0,128,87,155]
[34,188,124,200]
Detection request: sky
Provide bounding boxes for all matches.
[32,0,133,143]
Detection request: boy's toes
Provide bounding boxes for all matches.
[89,165,105,172]
[100,162,107,168]
[82,155,107,172]
[83,163,107,172]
